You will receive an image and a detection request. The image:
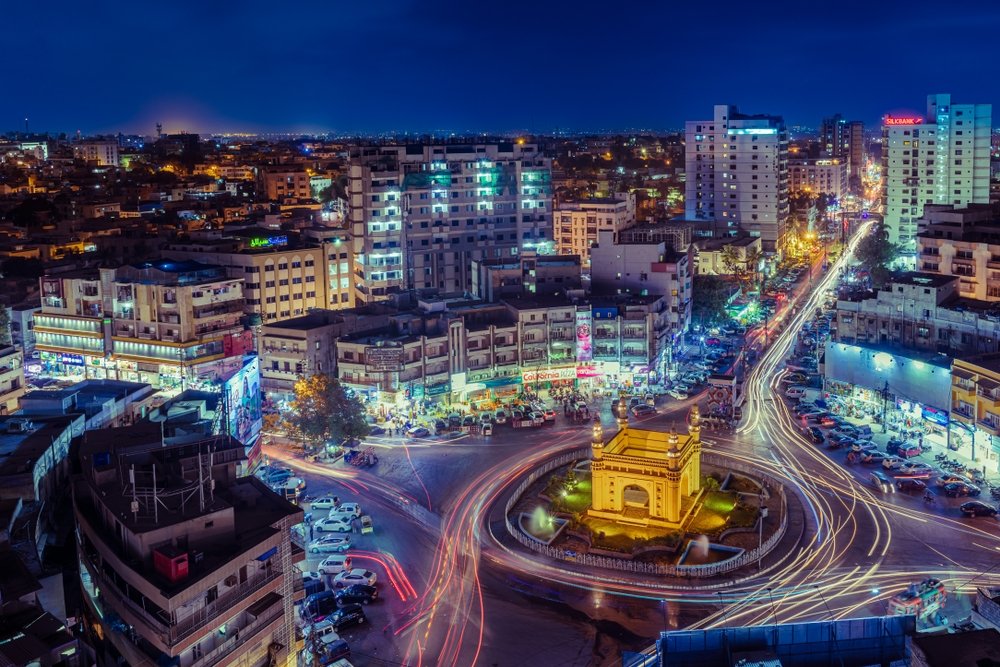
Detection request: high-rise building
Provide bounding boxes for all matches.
[847,120,865,193]
[788,157,847,200]
[882,93,992,252]
[684,105,789,253]
[821,113,849,157]
[347,143,553,303]
[74,426,303,667]
[821,114,865,194]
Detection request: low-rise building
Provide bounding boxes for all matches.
[73,141,119,167]
[788,157,847,200]
[259,308,389,398]
[74,426,304,667]
[0,415,79,504]
[0,346,25,414]
[257,166,312,202]
[950,354,1000,473]
[692,236,764,276]
[19,379,154,432]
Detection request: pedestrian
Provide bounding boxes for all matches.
[309,525,314,541]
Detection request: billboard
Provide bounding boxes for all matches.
[225,355,263,446]
[365,345,405,372]
[575,310,593,362]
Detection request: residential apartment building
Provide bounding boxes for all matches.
[589,230,692,338]
[347,143,552,303]
[164,232,352,323]
[74,427,303,667]
[35,261,247,388]
[554,193,635,267]
[821,114,864,190]
[257,166,312,202]
[951,354,1000,471]
[834,272,1000,357]
[684,105,790,252]
[470,252,582,302]
[73,141,120,167]
[259,308,389,398]
[0,415,78,505]
[0,345,24,414]
[788,157,847,200]
[916,202,1000,301]
[882,93,992,251]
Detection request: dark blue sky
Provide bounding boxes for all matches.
[6,0,1000,135]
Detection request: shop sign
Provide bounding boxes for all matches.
[365,346,405,372]
[575,310,593,362]
[922,406,949,426]
[523,367,577,383]
[249,235,288,248]
[59,353,85,366]
[426,383,450,396]
[576,365,602,378]
[884,116,922,126]
[483,377,521,389]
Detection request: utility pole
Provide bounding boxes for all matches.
[881,380,889,433]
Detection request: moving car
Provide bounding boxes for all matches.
[896,478,927,493]
[881,456,904,470]
[495,410,508,424]
[333,569,378,588]
[631,404,656,417]
[870,471,895,494]
[335,584,379,606]
[667,389,689,400]
[314,517,353,534]
[308,535,352,554]
[543,409,557,421]
[406,426,430,438]
[960,501,998,517]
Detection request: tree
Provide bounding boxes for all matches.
[0,306,10,347]
[692,275,734,327]
[284,374,369,448]
[855,222,900,287]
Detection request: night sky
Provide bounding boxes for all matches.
[6,0,1000,135]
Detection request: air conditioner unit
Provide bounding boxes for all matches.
[224,575,237,587]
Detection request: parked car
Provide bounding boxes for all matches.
[861,451,886,464]
[937,473,972,487]
[781,372,808,385]
[896,478,927,493]
[329,503,362,519]
[310,495,340,510]
[301,591,339,623]
[881,456,904,470]
[960,501,998,517]
[406,426,431,438]
[899,461,933,477]
[495,410,508,424]
[314,517,353,534]
[785,386,807,399]
[667,389,689,400]
[944,482,981,498]
[317,554,351,575]
[368,425,386,436]
[335,584,379,606]
[309,535,352,554]
[325,603,367,630]
[543,409,557,421]
[898,445,923,458]
[333,569,377,588]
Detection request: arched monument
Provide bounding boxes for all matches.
[588,404,703,527]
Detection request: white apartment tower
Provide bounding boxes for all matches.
[347,143,552,304]
[882,93,992,252]
[684,105,789,253]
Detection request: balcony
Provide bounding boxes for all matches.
[952,406,974,423]
[594,329,617,340]
[978,419,1000,436]
[622,329,647,339]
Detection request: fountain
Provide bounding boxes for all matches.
[519,506,568,545]
[693,534,710,559]
[678,537,744,565]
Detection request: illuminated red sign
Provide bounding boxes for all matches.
[884,116,923,126]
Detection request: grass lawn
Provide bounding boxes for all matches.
[557,479,592,514]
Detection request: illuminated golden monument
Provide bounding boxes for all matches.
[588,397,702,528]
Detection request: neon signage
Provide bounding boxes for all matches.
[884,116,922,126]
[249,235,288,248]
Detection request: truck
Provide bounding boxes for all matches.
[887,578,946,620]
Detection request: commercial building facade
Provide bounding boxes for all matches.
[684,104,790,252]
[951,354,1000,473]
[788,157,847,200]
[881,93,991,251]
[470,252,582,302]
[34,261,249,388]
[347,143,552,303]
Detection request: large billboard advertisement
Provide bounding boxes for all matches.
[225,355,263,446]
[575,310,593,362]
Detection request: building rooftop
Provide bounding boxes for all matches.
[263,310,346,331]
[890,271,958,288]
[604,424,694,459]
[0,417,76,478]
[912,628,1000,667]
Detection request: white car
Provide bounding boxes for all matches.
[329,502,362,519]
[333,568,377,588]
[314,517,354,533]
[308,535,352,553]
[302,570,323,585]
[881,456,904,470]
[667,389,689,400]
[310,495,340,510]
[317,554,351,575]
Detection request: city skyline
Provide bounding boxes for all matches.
[5,0,1000,135]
